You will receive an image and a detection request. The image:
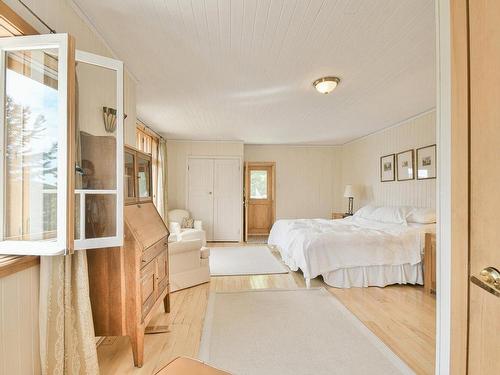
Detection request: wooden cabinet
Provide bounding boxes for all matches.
[125,146,152,204]
[87,202,169,367]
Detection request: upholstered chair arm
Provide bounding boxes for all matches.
[169,222,182,235]
[168,239,203,255]
[194,220,203,230]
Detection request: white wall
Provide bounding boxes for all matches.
[341,110,436,210]
[5,0,137,146]
[167,140,244,210]
[0,265,40,375]
[0,2,138,374]
[244,145,343,219]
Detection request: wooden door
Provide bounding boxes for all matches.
[213,159,241,241]
[187,158,214,240]
[244,162,275,239]
[467,1,500,373]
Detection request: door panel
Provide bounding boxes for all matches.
[248,204,272,234]
[213,159,241,241]
[468,0,500,373]
[187,158,214,240]
[245,163,275,237]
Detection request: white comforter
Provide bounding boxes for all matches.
[268,217,432,279]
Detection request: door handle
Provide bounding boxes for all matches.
[480,267,500,286]
[470,266,500,297]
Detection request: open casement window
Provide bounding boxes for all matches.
[0,34,124,255]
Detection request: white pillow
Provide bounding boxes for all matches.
[353,204,379,219]
[407,208,436,224]
[369,206,410,224]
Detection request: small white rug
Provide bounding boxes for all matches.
[209,246,288,276]
[199,288,415,375]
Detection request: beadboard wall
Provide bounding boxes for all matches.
[341,110,436,210]
[0,265,40,375]
[0,2,139,374]
[4,0,137,146]
[167,140,244,210]
[244,145,343,219]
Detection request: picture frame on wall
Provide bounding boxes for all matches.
[396,149,414,181]
[416,144,437,180]
[380,154,395,182]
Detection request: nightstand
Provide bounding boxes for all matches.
[332,212,352,219]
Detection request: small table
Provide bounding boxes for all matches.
[331,212,352,220]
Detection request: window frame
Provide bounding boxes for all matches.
[0,37,125,255]
[0,33,71,256]
[73,50,124,250]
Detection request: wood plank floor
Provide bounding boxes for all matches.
[97,245,436,375]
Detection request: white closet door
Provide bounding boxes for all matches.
[213,159,241,241]
[187,158,214,240]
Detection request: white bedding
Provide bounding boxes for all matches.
[268,216,435,284]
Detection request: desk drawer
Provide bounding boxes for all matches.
[141,236,168,268]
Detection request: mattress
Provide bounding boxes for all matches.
[268,216,435,288]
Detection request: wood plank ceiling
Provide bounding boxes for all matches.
[72,0,435,144]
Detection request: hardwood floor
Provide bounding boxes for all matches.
[97,245,436,375]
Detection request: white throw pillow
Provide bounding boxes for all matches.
[369,206,410,224]
[353,204,379,219]
[407,207,437,224]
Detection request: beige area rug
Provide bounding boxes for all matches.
[199,288,414,375]
[209,246,288,276]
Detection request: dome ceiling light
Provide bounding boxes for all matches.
[313,76,340,94]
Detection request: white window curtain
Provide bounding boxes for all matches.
[39,77,98,375]
[156,139,168,223]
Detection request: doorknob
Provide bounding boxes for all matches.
[208,191,212,195]
[480,267,500,287]
[471,266,500,297]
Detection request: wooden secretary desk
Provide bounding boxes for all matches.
[87,145,170,368]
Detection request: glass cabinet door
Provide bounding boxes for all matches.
[124,149,136,202]
[137,154,151,200]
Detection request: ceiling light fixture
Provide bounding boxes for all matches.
[313,76,340,94]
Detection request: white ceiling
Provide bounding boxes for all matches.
[73,0,436,145]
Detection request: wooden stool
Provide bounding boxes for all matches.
[155,357,231,375]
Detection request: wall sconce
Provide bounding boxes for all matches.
[102,106,127,133]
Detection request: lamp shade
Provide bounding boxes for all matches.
[343,185,354,198]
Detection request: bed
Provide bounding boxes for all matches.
[268,205,436,288]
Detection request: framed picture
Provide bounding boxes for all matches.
[396,149,414,181]
[380,154,395,182]
[416,144,437,180]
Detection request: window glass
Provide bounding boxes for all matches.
[84,194,116,238]
[73,56,121,246]
[137,157,150,198]
[250,170,268,199]
[124,151,135,199]
[4,49,59,241]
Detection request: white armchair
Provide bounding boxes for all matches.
[167,209,206,246]
[169,238,210,292]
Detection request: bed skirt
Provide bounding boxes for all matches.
[321,263,423,288]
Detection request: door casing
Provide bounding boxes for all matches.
[244,162,276,241]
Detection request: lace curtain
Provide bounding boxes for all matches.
[39,75,99,375]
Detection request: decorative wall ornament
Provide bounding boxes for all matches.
[102,106,127,133]
[396,149,415,181]
[416,144,437,180]
[380,154,395,182]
